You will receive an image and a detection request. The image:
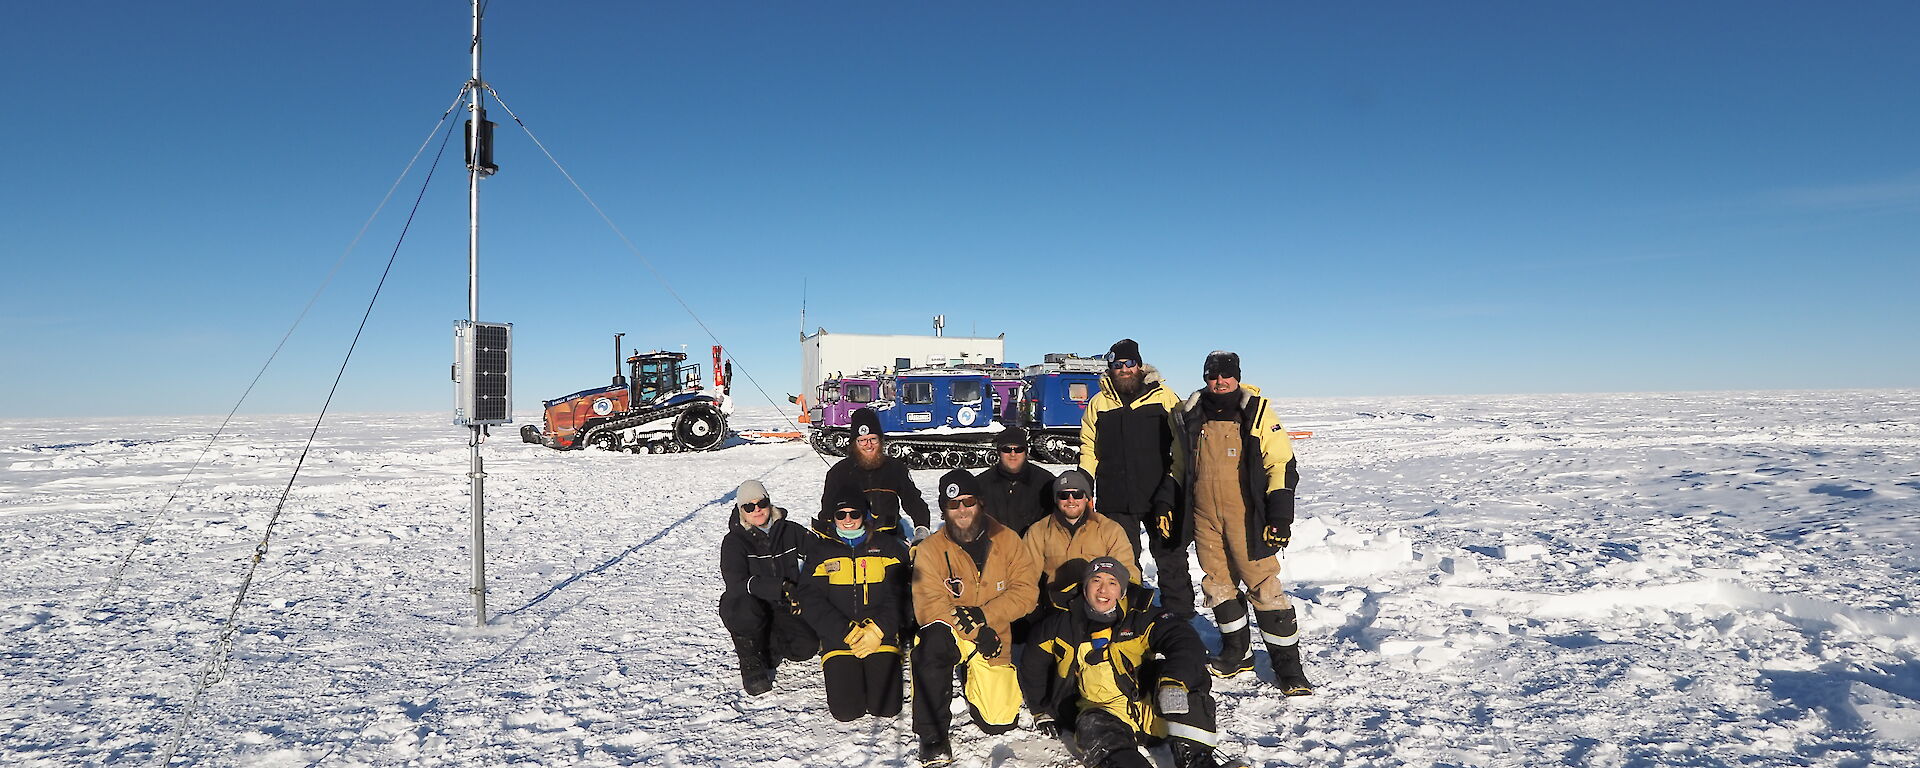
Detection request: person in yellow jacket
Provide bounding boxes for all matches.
[1078,338,1195,620]
[1018,558,1224,768]
[796,496,914,721]
[1164,351,1311,695]
[911,469,1040,766]
[1024,467,1140,611]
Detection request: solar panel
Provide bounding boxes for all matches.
[454,321,513,426]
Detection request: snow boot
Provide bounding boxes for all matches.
[733,636,772,696]
[1170,740,1222,768]
[917,736,954,766]
[1256,607,1312,696]
[1208,595,1253,678]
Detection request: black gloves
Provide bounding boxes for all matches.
[1152,504,1175,541]
[1263,524,1291,550]
[953,605,986,634]
[973,625,1002,659]
[1263,488,1296,549]
[1031,712,1058,739]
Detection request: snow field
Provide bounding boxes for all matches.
[1,391,1916,766]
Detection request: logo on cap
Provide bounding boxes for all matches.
[945,483,960,499]
[857,425,871,436]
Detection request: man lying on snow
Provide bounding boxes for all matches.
[718,480,818,696]
[1019,558,1225,768]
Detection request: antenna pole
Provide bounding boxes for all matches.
[465,0,488,627]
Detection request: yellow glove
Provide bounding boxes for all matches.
[1154,507,1174,540]
[847,620,884,658]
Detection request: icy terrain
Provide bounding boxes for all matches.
[3,390,1918,767]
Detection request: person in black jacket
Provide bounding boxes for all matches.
[798,495,914,721]
[719,480,819,696]
[1078,338,1195,620]
[819,407,933,541]
[1019,558,1223,768]
[975,426,1055,535]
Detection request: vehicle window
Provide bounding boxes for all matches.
[904,382,934,404]
[847,384,875,403]
[952,380,983,404]
[1069,383,1091,402]
[818,384,839,403]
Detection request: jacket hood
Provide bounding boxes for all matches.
[1179,382,1263,414]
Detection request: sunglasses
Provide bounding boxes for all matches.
[997,446,1026,454]
[1108,359,1140,371]
[1056,490,1087,500]
[739,498,770,512]
[1203,372,1234,381]
[942,498,981,511]
[833,508,864,520]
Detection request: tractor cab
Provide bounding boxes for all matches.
[628,350,702,406]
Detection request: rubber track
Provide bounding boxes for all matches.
[577,402,722,452]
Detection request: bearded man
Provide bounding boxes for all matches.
[820,407,932,540]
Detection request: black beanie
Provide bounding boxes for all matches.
[937,469,981,506]
[1203,350,1241,380]
[829,494,871,515]
[850,408,882,439]
[1108,338,1143,367]
[995,426,1029,451]
[1083,556,1131,591]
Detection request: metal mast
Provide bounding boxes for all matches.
[465,0,488,627]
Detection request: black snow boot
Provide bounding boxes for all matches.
[1170,740,1222,768]
[917,737,954,766]
[1257,607,1313,696]
[733,636,772,696]
[1208,595,1253,678]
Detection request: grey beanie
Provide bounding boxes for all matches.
[1053,468,1093,498]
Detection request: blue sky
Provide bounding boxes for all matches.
[3,2,1915,418]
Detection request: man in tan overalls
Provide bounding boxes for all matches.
[1165,351,1312,695]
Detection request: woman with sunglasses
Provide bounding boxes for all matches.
[719,480,819,696]
[795,495,913,722]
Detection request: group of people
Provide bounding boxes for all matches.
[717,339,1310,768]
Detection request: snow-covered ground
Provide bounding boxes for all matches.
[3,390,1918,767]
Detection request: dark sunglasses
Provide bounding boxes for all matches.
[1108,359,1140,371]
[739,498,770,511]
[1203,372,1234,381]
[833,508,864,520]
[942,498,981,510]
[1056,490,1087,500]
[997,446,1026,454]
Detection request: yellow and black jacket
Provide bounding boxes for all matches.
[1077,365,1183,527]
[1018,584,1211,739]
[797,514,914,660]
[912,516,1040,667]
[1165,383,1299,560]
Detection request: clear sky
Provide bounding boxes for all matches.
[3,2,1916,418]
